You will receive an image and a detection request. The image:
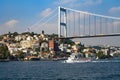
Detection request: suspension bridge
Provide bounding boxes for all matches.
[29,6,120,39]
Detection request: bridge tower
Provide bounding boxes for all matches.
[58,6,67,38]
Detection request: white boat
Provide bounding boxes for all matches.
[65,53,91,63]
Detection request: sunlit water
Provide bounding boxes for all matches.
[0,60,120,80]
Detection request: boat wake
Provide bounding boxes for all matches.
[62,52,120,64]
[63,59,120,63]
[62,52,92,63]
[91,60,120,63]
[62,60,90,63]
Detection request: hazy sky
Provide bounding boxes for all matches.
[0,0,120,46]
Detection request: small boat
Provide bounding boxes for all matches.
[65,53,91,63]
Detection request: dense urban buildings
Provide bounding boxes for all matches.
[0,31,120,61]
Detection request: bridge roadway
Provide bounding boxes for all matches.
[59,34,120,39]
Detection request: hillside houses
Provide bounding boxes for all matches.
[0,32,120,60]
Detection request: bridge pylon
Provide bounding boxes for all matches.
[58,6,67,38]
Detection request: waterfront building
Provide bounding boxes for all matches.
[49,40,59,52]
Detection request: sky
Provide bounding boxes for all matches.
[0,0,120,46]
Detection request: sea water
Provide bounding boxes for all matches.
[0,60,120,80]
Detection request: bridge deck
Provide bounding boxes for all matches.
[60,34,120,39]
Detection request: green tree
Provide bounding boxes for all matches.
[0,44,10,59]
[31,32,35,36]
[0,36,3,40]
[17,51,24,59]
[35,47,40,52]
[13,32,19,37]
[60,39,75,45]
[0,35,3,38]
[42,30,44,34]
[21,32,30,35]
[8,32,11,38]
[97,51,106,59]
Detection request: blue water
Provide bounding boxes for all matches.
[0,60,120,80]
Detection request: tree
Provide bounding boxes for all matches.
[17,51,24,59]
[8,32,11,38]
[97,51,106,59]
[21,32,30,35]
[97,50,113,59]
[34,47,40,52]
[60,39,75,45]
[31,32,35,36]
[42,30,44,34]
[0,44,10,59]
[13,32,18,37]
[0,35,3,40]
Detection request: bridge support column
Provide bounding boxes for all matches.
[58,6,67,38]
